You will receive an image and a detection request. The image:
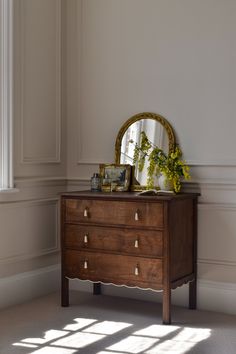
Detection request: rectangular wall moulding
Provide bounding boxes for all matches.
[0,198,59,264]
[20,0,61,164]
[198,203,236,266]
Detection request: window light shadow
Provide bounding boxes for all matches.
[12,316,211,354]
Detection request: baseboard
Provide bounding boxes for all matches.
[2,269,236,315]
[0,264,60,309]
[197,280,236,314]
[70,278,236,315]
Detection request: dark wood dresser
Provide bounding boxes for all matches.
[61,190,199,324]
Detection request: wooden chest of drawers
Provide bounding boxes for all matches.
[61,191,199,324]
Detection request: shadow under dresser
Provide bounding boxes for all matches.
[61,190,199,324]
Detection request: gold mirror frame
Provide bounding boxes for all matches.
[115,112,176,191]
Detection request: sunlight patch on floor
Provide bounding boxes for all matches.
[53,332,105,348]
[145,339,197,354]
[106,335,160,353]
[133,324,180,337]
[20,330,69,345]
[145,327,211,354]
[12,317,211,354]
[63,317,97,331]
[173,327,211,343]
[83,320,132,334]
[12,342,38,349]
[97,352,124,354]
[26,347,77,354]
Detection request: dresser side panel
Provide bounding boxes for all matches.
[170,198,194,282]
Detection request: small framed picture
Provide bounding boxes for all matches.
[99,164,131,192]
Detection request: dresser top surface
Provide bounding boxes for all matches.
[61,190,200,202]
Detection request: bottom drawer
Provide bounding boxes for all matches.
[64,250,163,290]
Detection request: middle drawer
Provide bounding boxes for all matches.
[64,224,163,257]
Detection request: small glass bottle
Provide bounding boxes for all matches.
[103,173,110,186]
[90,173,101,191]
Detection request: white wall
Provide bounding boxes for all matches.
[66,0,236,313]
[0,0,66,306]
[1,0,236,313]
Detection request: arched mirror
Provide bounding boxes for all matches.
[115,112,176,190]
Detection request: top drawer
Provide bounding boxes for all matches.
[64,199,164,228]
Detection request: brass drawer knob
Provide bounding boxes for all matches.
[84,260,88,269]
[84,234,88,243]
[135,264,139,276]
[134,210,139,221]
[84,208,89,217]
[134,239,139,248]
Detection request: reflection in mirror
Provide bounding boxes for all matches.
[120,119,170,185]
[115,112,176,190]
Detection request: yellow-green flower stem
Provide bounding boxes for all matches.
[131,132,190,193]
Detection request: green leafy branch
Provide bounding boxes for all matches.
[131,131,190,192]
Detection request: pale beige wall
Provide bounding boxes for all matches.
[1,0,236,310]
[0,0,66,282]
[67,0,236,177]
[14,0,66,178]
[66,0,236,288]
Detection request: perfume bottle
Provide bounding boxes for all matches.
[90,173,101,191]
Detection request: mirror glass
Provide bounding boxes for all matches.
[115,112,176,190]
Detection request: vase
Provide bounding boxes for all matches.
[158,174,174,191]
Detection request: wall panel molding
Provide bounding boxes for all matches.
[19,0,61,164]
[76,0,83,166]
[67,177,236,192]
[14,176,67,188]
[77,159,236,168]
[198,202,236,267]
[75,163,236,188]
[0,177,66,203]
[199,203,236,210]
[0,0,14,189]
[198,258,236,267]
[0,198,60,264]
[188,159,236,167]
[77,159,103,165]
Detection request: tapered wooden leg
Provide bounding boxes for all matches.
[61,276,69,307]
[163,286,171,324]
[93,282,101,295]
[189,278,197,309]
